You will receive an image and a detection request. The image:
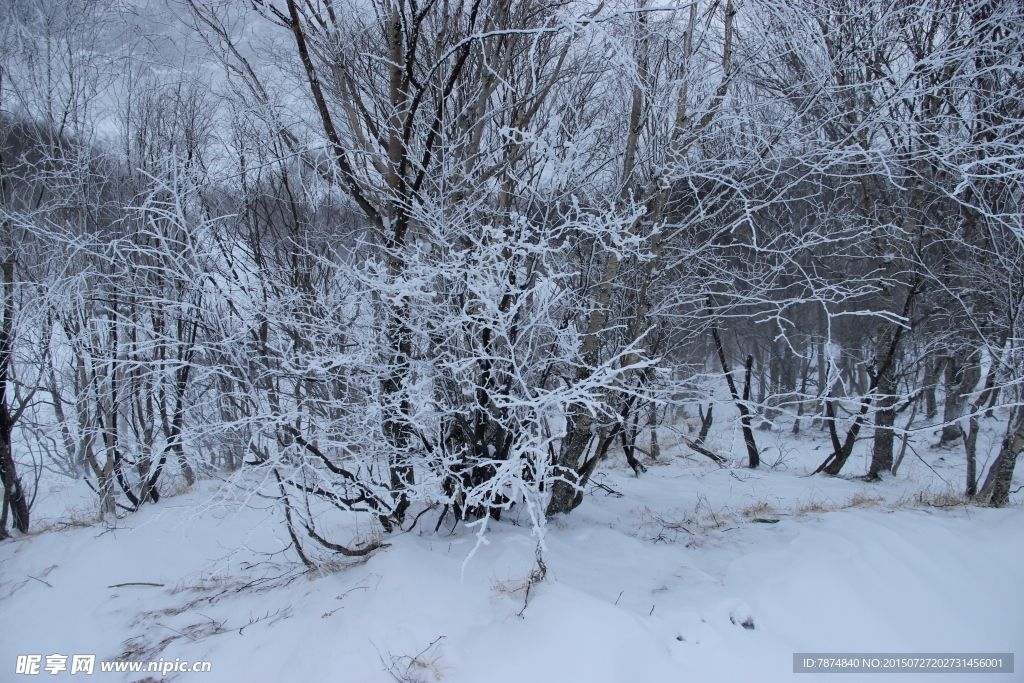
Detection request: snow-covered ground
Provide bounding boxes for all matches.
[2,417,1021,683]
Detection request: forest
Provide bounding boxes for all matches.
[0,0,1022,678]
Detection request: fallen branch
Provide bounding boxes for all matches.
[680,436,726,465]
[590,481,624,497]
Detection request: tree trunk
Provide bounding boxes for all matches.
[978,408,1024,507]
[867,324,898,479]
[939,351,980,446]
[711,327,759,468]
[867,395,896,478]
[963,365,998,496]
[923,356,943,419]
[648,403,660,460]
[0,70,28,536]
[0,255,27,535]
[0,432,29,535]
[697,403,714,444]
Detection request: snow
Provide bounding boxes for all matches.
[2,422,1021,683]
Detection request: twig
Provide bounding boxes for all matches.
[680,436,727,466]
[371,640,404,683]
[402,503,438,533]
[108,582,165,588]
[373,636,445,683]
[516,544,548,618]
[907,443,952,487]
[411,636,446,665]
[591,481,624,497]
[155,622,197,642]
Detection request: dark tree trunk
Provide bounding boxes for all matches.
[0,254,27,535]
[939,352,979,446]
[964,418,979,497]
[0,432,29,535]
[711,327,759,468]
[818,399,871,475]
[792,346,814,435]
[923,356,943,420]
[939,355,963,444]
[978,408,1024,507]
[963,369,998,497]
[0,72,27,537]
[620,400,646,476]
[816,281,918,477]
[648,403,660,460]
[697,403,714,444]
[761,342,778,429]
[867,327,898,479]
[867,397,896,478]
[891,404,916,476]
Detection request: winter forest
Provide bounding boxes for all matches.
[0,0,1022,680]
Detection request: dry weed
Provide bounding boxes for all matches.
[792,497,835,514]
[845,491,885,508]
[913,488,968,508]
[741,501,777,518]
[490,575,532,600]
[378,636,448,682]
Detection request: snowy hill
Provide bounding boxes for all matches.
[3,429,1020,683]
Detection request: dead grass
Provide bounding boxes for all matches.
[490,575,532,600]
[310,553,376,575]
[4,563,58,598]
[912,488,969,508]
[378,636,448,682]
[25,506,100,536]
[160,478,194,498]
[792,497,835,514]
[844,490,886,508]
[790,486,969,514]
[123,569,304,659]
[633,495,746,547]
[741,501,777,518]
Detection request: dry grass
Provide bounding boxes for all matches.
[633,495,746,547]
[912,488,969,508]
[844,490,885,508]
[160,478,194,498]
[490,575,532,600]
[741,501,777,518]
[379,636,448,682]
[789,486,970,513]
[310,553,376,575]
[792,497,835,514]
[26,505,100,536]
[4,564,59,598]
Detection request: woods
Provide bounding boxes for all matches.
[0,0,1021,554]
